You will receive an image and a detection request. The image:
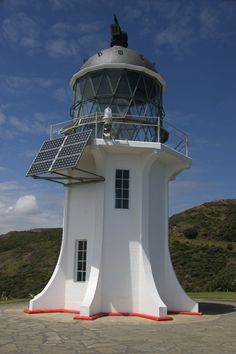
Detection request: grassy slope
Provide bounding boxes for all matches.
[169,199,236,292]
[0,229,62,299]
[169,240,236,292]
[188,292,236,301]
[169,199,236,241]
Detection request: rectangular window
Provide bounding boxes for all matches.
[115,169,129,209]
[75,240,87,282]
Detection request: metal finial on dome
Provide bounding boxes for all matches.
[110,15,128,48]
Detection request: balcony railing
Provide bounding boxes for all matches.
[49,113,189,157]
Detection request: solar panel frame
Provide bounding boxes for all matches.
[26,129,93,176]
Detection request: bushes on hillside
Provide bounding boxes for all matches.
[170,240,236,292]
[183,228,198,239]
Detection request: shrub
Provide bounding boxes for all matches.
[183,228,198,239]
[227,243,233,251]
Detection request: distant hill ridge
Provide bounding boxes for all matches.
[169,199,236,241]
[0,200,235,299]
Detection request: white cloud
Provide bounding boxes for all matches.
[15,195,38,214]
[10,116,30,133]
[124,0,236,56]
[11,115,49,135]
[199,3,236,41]
[154,2,195,55]
[0,111,6,125]
[6,195,38,215]
[21,36,40,49]
[0,110,51,138]
[48,0,68,9]
[0,181,63,234]
[0,181,21,192]
[48,0,80,10]
[0,75,56,96]
[45,38,80,58]
[46,20,104,59]
[51,21,102,37]
[2,12,41,52]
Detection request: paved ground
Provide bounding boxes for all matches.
[0,301,235,354]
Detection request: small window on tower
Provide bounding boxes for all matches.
[115,169,129,209]
[75,240,87,282]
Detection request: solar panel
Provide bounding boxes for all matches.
[26,130,92,176]
[41,138,64,151]
[50,130,92,172]
[26,136,65,176]
[57,143,84,158]
[27,160,53,175]
[50,155,79,171]
[34,148,59,163]
[79,116,103,125]
[64,130,91,145]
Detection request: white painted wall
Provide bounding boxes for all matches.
[29,141,198,316]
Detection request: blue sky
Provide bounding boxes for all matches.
[0,0,235,234]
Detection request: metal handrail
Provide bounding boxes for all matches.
[49,113,189,157]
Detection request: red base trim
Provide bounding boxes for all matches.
[73,312,173,321]
[24,308,80,315]
[24,308,203,319]
[168,311,203,316]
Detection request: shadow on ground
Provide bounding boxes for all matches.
[199,301,236,315]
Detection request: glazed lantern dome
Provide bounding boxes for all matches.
[69,17,167,142]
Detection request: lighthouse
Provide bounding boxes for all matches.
[25,18,200,320]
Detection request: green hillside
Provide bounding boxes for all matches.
[169,199,236,241]
[0,199,235,299]
[0,229,62,299]
[169,199,236,292]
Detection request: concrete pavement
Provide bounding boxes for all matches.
[0,301,235,353]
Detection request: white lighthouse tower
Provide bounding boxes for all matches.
[25,18,200,320]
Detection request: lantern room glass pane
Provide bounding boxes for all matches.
[144,75,154,99]
[149,82,160,100]
[126,71,140,94]
[150,103,158,116]
[78,76,87,99]
[97,73,112,96]
[116,72,131,96]
[90,72,102,94]
[83,77,94,100]
[145,104,153,116]
[128,102,139,116]
[107,69,121,93]
[115,98,129,115]
[80,104,87,116]
[88,101,97,114]
[97,98,113,112]
[135,75,147,99]
[76,84,82,101]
